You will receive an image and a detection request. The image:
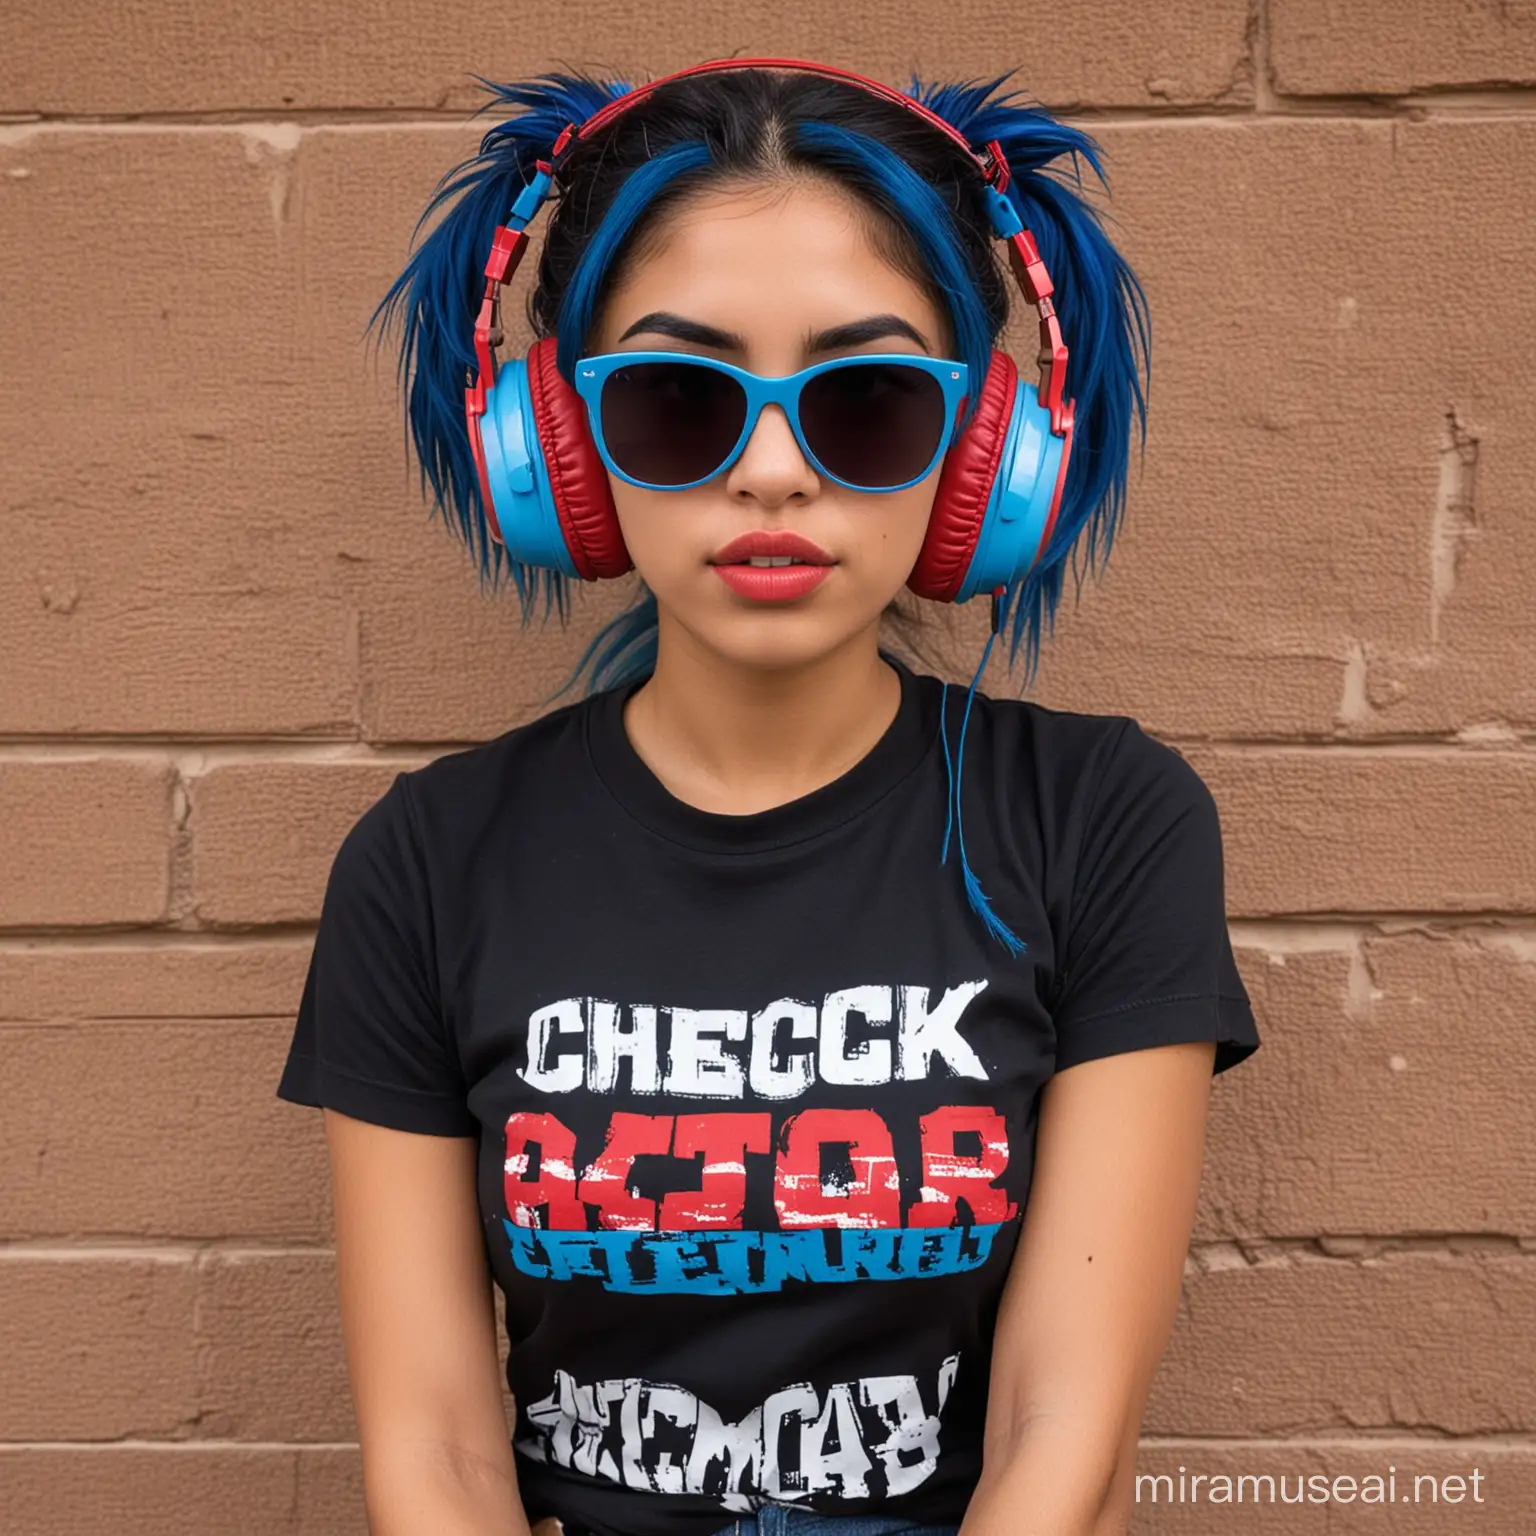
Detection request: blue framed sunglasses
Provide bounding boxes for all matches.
[572,351,971,493]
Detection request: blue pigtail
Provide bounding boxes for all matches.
[370,72,631,616]
[911,73,1152,677]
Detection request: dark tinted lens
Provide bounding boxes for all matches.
[799,362,948,488]
[599,361,748,487]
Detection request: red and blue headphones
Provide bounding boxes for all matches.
[463,57,1076,606]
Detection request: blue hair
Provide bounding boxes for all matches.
[374,67,1149,690]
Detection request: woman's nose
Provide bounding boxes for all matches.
[724,402,821,506]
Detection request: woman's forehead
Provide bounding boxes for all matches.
[595,179,948,355]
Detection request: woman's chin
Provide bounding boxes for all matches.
[680,602,883,675]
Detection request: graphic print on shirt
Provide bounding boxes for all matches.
[499,980,1018,1296]
[519,1354,961,1511]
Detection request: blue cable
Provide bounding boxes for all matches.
[937,592,1028,958]
[939,680,956,866]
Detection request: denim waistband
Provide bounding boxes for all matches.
[561,1506,958,1536]
[712,1509,959,1536]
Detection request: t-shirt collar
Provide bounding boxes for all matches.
[585,653,940,855]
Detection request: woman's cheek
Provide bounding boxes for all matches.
[610,490,701,595]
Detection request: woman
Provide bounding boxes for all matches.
[277,58,1260,1536]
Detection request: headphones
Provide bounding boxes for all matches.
[463,57,1076,605]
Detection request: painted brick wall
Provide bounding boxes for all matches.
[3,3,1534,1530]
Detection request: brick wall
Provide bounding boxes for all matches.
[3,3,1534,1530]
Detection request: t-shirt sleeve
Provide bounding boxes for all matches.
[275,773,477,1136]
[1050,722,1259,1077]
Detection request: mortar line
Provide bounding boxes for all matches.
[2,735,1535,761]
[2,1235,1531,1257]
[5,95,1536,139]
[0,1433,1532,1450]
[6,913,1536,952]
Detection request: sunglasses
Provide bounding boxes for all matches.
[571,351,971,493]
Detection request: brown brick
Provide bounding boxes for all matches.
[360,556,642,743]
[1022,614,1348,746]
[196,1251,356,1442]
[1151,1250,1536,1436]
[190,761,416,925]
[1271,0,1536,95]
[2,591,359,741]
[0,1254,198,1438]
[1188,749,1536,915]
[0,1445,366,1536]
[1022,117,1536,742]
[0,940,312,1020]
[0,1019,328,1241]
[0,130,359,739]
[0,0,1253,116]
[1205,935,1536,1240]
[0,760,173,928]
[1128,1444,1534,1533]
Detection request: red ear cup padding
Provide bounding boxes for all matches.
[525,338,633,580]
[906,351,1019,602]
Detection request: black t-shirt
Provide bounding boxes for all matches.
[276,658,1258,1536]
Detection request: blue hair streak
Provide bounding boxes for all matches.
[554,144,715,383]
[790,121,994,434]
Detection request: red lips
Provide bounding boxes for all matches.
[710,530,835,566]
[709,529,835,604]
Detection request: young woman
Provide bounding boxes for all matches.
[277,59,1260,1536]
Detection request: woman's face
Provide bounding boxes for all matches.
[584,176,954,674]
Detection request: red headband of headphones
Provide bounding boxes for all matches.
[555,57,1003,185]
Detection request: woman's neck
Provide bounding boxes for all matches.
[620,613,902,816]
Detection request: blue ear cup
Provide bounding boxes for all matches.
[953,379,1068,602]
[478,359,583,578]
[475,336,634,580]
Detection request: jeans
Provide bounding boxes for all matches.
[712,1512,959,1535]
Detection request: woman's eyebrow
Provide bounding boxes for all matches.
[617,312,746,348]
[806,314,932,352]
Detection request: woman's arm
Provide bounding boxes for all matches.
[960,1039,1218,1536]
[325,1109,533,1536]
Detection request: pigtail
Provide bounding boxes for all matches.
[911,75,1153,677]
[371,71,629,613]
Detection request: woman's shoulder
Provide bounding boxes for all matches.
[363,687,615,854]
[909,664,1213,818]
[418,688,601,785]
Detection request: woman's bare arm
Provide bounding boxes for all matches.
[324,1108,533,1536]
[960,1040,1218,1536]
